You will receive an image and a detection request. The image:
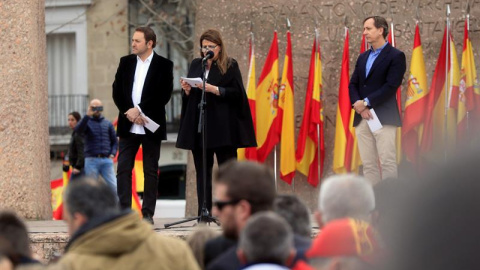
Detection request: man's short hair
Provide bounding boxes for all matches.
[274,194,311,237]
[239,212,293,265]
[319,174,375,224]
[64,178,120,219]
[215,160,276,214]
[0,211,30,258]
[363,16,389,39]
[135,26,157,48]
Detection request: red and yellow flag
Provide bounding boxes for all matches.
[296,33,324,187]
[451,19,478,145]
[51,167,70,220]
[388,23,403,164]
[420,27,459,159]
[256,32,279,162]
[345,35,367,174]
[278,31,295,184]
[333,28,354,174]
[402,23,428,166]
[238,32,258,161]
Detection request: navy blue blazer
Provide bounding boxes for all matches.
[112,52,174,140]
[349,43,406,127]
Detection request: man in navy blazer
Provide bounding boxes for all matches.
[112,26,173,224]
[349,16,406,184]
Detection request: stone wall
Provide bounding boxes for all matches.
[186,0,480,213]
[0,0,51,219]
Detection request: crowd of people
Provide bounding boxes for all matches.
[2,150,480,270]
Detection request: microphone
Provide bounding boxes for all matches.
[202,50,214,61]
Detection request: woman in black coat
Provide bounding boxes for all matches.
[66,111,85,180]
[177,29,256,218]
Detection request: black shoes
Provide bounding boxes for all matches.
[143,214,154,225]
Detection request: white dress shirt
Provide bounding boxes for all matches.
[130,51,153,134]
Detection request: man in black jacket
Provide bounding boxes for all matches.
[112,26,173,224]
[75,99,118,194]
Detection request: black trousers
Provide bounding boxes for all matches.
[117,134,161,217]
[192,146,237,217]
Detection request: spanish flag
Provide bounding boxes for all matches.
[278,30,295,184]
[238,32,258,161]
[402,23,428,166]
[256,32,280,162]
[296,33,324,187]
[333,28,354,174]
[51,168,70,220]
[345,35,367,174]
[420,27,459,159]
[451,19,477,146]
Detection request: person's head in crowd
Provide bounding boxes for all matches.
[68,111,81,130]
[199,29,229,74]
[237,212,295,267]
[385,150,480,270]
[316,174,375,227]
[274,194,311,238]
[63,178,120,236]
[212,160,276,240]
[0,211,36,266]
[371,177,412,245]
[306,218,380,270]
[186,225,219,270]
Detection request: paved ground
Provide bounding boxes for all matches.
[26,217,221,234]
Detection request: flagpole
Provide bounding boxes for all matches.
[315,26,322,186]
[390,22,395,47]
[286,18,295,192]
[466,3,471,135]
[274,146,278,190]
[273,26,279,191]
[444,4,451,162]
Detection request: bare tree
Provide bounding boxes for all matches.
[133,0,197,60]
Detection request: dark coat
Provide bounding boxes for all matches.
[206,234,311,270]
[68,130,84,170]
[204,235,236,268]
[349,43,406,127]
[75,115,118,158]
[112,52,174,140]
[176,58,256,150]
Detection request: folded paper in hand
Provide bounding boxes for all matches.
[180,77,203,87]
[142,114,160,133]
[366,109,383,132]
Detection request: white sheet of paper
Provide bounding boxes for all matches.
[142,115,160,133]
[366,109,383,132]
[180,77,203,87]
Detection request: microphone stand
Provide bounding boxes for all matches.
[165,57,219,228]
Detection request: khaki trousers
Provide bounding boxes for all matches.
[355,119,397,185]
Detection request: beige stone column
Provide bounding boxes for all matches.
[0,0,51,219]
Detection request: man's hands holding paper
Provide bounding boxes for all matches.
[125,107,148,125]
[360,108,373,120]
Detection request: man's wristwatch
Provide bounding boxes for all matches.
[363,99,368,107]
